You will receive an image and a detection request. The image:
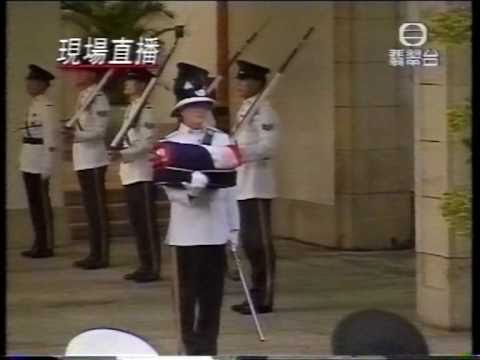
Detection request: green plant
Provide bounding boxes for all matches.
[424,6,472,239]
[423,6,471,45]
[61,1,174,39]
[441,102,471,238]
[60,1,175,104]
[440,191,471,238]
[447,102,471,151]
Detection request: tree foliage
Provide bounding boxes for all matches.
[424,7,471,45]
[60,1,175,104]
[61,1,174,39]
[424,6,472,239]
[440,191,471,238]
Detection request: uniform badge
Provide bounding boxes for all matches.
[144,122,155,129]
[262,123,274,131]
[96,110,109,117]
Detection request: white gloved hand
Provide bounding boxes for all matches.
[228,230,240,252]
[182,171,209,197]
[42,151,53,180]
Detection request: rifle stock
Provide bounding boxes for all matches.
[65,68,115,129]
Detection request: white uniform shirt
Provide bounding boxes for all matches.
[162,123,240,247]
[72,85,111,171]
[19,94,58,175]
[119,100,156,185]
[233,96,279,200]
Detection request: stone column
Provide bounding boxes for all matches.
[407,1,471,330]
[334,2,413,249]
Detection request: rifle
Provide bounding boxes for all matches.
[206,18,271,95]
[232,26,315,136]
[109,25,185,149]
[64,68,115,130]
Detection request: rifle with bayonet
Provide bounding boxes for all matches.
[109,25,185,149]
[206,18,271,95]
[233,26,315,136]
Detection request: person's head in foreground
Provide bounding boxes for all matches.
[235,59,270,99]
[25,64,54,97]
[331,309,430,357]
[171,63,215,129]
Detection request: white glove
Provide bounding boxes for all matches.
[182,171,209,197]
[42,151,54,180]
[228,230,240,251]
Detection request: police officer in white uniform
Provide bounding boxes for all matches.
[19,65,58,258]
[63,65,111,270]
[231,60,279,315]
[110,68,160,282]
[161,64,239,355]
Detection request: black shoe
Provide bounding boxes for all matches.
[123,269,147,280]
[21,249,54,258]
[231,301,249,312]
[133,272,160,283]
[73,256,95,268]
[232,302,273,315]
[82,259,109,270]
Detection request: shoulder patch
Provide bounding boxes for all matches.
[262,123,274,131]
[144,122,155,129]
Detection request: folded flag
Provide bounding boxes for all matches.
[151,141,242,189]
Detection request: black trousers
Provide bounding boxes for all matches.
[22,172,54,251]
[76,166,109,262]
[124,181,160,274]
[171,245,226,355]
[238,199,276,308]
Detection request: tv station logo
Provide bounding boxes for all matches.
[389,22,440,67]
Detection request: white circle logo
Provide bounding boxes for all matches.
[399,22,428,47]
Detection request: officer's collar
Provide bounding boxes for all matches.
[32,93,47,102]
[178,123,206,134]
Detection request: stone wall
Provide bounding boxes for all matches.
[406,1,471,330]
[333,2,414,250]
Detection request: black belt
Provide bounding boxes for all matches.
[23,137,44,145]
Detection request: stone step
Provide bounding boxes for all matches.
[64,186,167,206]
[70,219,169,241]
[67,201,170,224]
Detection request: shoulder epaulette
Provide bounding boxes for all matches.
[207,126,221,133]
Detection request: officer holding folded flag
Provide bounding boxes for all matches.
[159,62,239,355]
[231,60,280,315]
[19,64,58,258]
